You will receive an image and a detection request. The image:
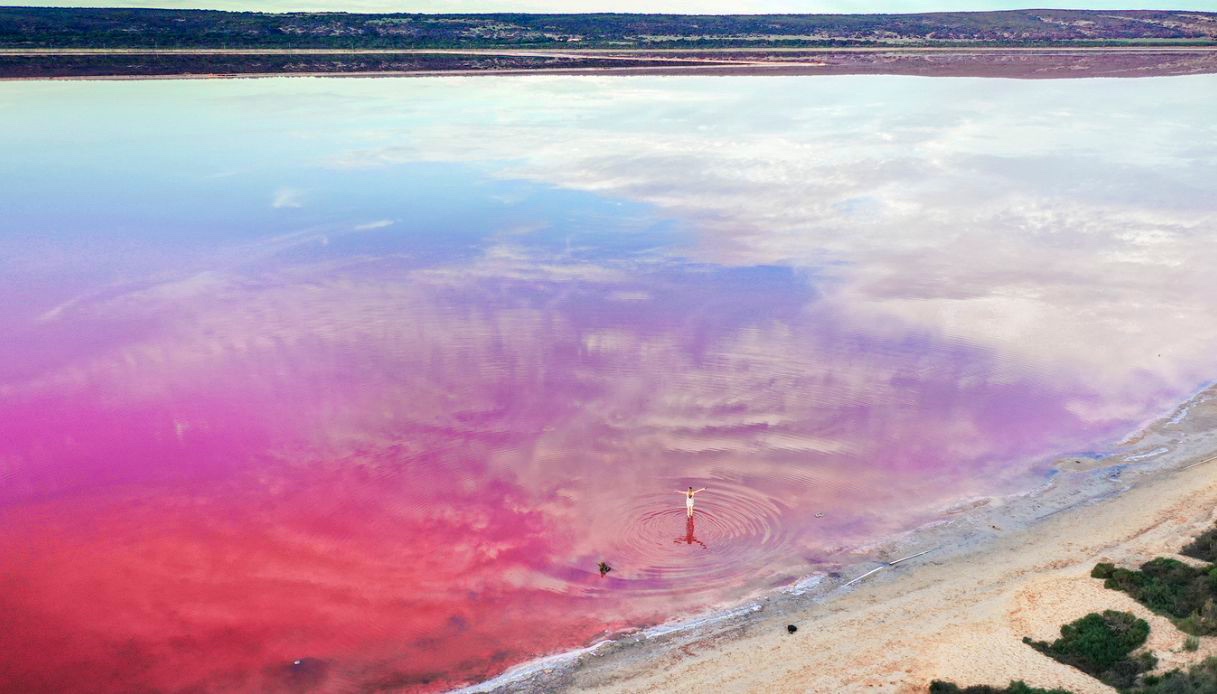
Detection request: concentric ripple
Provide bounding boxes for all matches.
[601,479,796,596]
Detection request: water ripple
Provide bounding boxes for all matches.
[596,480,795,596]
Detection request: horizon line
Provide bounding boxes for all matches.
[3,5,1211,15]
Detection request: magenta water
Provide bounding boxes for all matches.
[1,76,1216,692]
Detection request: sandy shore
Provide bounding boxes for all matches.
[465,385,1217,693]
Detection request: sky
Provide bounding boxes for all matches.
[11,0,1215,13]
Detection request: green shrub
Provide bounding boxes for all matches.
[1101,558,1217,634]
[928,681,1073,694]
[1092,562,1116,579]
[1125,656,1217,692]
[1184,635,1201,652]
[1023,611,1155,689]
[1181,525,1217,562]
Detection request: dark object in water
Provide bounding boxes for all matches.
[787,624,798,633]
[598,561,612,576]
[281,657,328,688]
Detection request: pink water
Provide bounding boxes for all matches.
[2,75,1216,692]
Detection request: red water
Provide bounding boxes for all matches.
[0,258,1155,693]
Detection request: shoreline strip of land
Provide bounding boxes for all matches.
[2,46,1216,81]
[3,46,1216,55]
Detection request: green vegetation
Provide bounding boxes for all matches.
[1181,525,1217,563]
[1129,657,1217,692]
[1094,558,1217,635]
[933,527,1217,693]
[0,8,1214,50]
[1022,611,1156,689]
[928,681,1073,693]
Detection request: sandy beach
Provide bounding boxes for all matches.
[466,386,1217,693]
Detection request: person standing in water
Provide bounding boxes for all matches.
[679,486,706,517]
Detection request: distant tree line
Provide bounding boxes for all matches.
[0,7,1214,49]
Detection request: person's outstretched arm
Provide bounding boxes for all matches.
[694,488,707,494]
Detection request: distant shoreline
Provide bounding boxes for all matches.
[3,7,1215,52]
[7,6,1215,80]
[2,46,1215,80]
[456,383,1217,693]
[4,47,1216,55]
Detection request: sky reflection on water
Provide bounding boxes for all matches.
[1,75,1215,692]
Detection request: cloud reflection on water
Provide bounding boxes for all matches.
[326,76,1217,402]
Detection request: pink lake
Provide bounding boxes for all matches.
[1,75,1216,692]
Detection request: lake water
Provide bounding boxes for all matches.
[1,74,1215,692]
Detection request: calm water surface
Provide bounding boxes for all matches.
[1,75,1216,692]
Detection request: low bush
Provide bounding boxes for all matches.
[1127,656,1217,692]
[1181,525,1217,563]
[1098,558,1217,634]
[928,681,1073,694]
[1023,610,1155,689]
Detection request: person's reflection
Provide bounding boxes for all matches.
[675,513,707,548]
